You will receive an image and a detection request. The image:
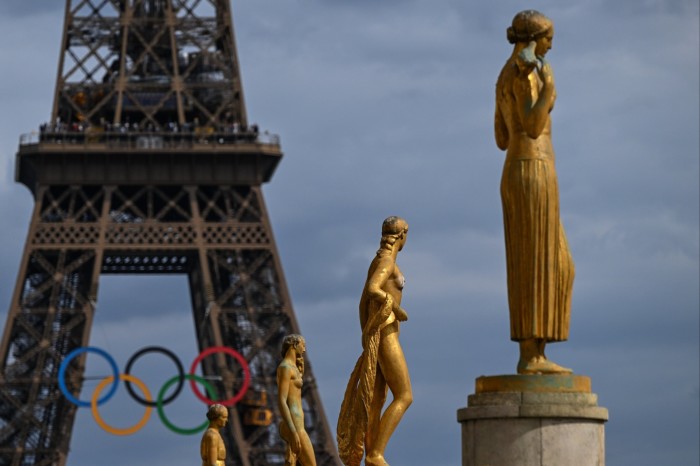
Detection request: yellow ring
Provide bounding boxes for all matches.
[91,374,153,435]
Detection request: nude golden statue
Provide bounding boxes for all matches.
[495,10,575,374]
[277,334,316,466]
[200,404,228,466]
[337,216,412,466]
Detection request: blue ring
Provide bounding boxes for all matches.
[58,346,120,407]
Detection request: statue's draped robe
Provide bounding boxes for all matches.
[500,151,574,341]
[337,295,394,466]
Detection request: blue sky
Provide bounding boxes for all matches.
[0,1,698,465]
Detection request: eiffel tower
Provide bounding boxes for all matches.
[0,1,339,465]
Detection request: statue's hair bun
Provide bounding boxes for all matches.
[506,26,517,44]
[507,10,552,44]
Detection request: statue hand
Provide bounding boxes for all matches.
[292,431,301,453]
[394,307,409,322]
[517,41,538,71]
[537,57,555,87]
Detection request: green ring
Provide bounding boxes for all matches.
[157,374,217,435]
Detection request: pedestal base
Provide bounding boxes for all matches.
[457,375,608,466]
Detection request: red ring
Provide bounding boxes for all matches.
[188,346,251,407]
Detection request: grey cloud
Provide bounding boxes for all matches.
[0,0,63,17]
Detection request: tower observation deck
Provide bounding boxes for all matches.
[0,1,339,465]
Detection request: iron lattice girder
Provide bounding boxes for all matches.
[56,0,246,128]
[25,185,274,252]
[0,247,93,466]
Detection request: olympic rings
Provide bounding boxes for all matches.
[92,374,152,435]
[57,345,251,435]
[189,346,251,407]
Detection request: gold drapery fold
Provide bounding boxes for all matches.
[500,157,574,341]
[337,295,394,466]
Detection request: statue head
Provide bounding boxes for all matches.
[381,216,408,235]
[281,334,305,358]
[380,216,409,251]
[206,403,228,424]
[507,10,553,45]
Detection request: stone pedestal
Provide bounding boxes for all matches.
[457,375,608,466]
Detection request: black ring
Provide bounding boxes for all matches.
[124,346,184,407]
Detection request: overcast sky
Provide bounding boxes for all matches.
[0,1,698,465]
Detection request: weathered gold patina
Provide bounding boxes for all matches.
[495,10,575,375]
[337,217,412,466]
[277,334,317,466]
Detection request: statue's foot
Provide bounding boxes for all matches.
[518,357,572,374]
[365,454,389,466]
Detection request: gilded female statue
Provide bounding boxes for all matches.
[277,334,316,466]
[495,10,575,374]
[337,216,412,466]
[200,404,228,466]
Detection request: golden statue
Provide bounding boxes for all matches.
[337,216,412,466]
[495,10,575,375]
[200,404,228,466]
[277,334,316,466]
